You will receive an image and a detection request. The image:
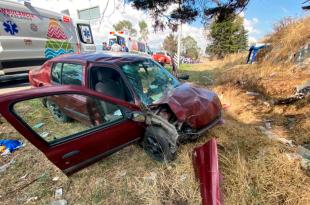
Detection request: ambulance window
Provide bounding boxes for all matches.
[62,63,83,85]
[77,24,93,44]
[51,63,62,84]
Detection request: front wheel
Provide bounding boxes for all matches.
[142,126,176,162]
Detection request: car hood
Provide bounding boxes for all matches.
[155,83,222,129]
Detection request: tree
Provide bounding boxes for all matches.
[206,16,248,58]
[163,34,177,55]
[113,20,137,36]
[181,36,200,59]
[138,20,149,41]
[129,0,250,30]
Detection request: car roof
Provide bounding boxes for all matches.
[53,52,151,65]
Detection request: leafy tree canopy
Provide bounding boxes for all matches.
[139,20,149,41]
[206,15,248,58]
[181,36,199,59]
[163,34,177,55]
[113,20,137,36]
[128,0,249,30]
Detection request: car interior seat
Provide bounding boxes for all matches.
[95,69,126,120]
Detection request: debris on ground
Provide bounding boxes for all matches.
[33,122,45,129]
[116,170,127,178]
[0,159,14,173]
[285,153,301,161]
[222,103,231,111]
[259,126,294,147]
[20,173,28,180]
[246,91,260,96]
[40,132,49,138]
[297,146,310,160]
[263,101,271,107]
[0,139,24,155]
[52,176,60,181]
[179,174,188,182]
[51,199,67,205]
[264,122,272,129]
[269,72,277,78]
[296,80,310,96]
[55,188,63,200]
[144,172,157,184]
[284,146,310,170]
[301,159,310,170]
[274,80,310,105]
[25,196,38,204]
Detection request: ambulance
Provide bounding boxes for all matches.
[108,31,151,55]
[0,0,96,83]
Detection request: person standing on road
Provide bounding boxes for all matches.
[168,53,178,77]
[102,42,109,51]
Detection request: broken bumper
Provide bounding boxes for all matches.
[192,138,222,205]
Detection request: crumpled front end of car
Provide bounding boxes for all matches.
[155,83,223,131]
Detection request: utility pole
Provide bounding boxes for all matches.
[177,21,182,70]
[176,0,183,70]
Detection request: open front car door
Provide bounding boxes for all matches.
[0,85,144,175]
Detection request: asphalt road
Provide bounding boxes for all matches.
[0,80,31,94]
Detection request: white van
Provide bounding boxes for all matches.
[0,0,96,82]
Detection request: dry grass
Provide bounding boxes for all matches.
[211,85,310,205]
[263,16,310,63]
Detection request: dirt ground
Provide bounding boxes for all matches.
[0,57,309,204]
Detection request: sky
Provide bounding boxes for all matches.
[242,0,307,43]
[12,0,309,50]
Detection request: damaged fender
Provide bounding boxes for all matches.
[192,138,222,205]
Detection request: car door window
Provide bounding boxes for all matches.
[51,63,62,84]
[13,94,123,145]
[62,63,83,85]
[51,63,83,85]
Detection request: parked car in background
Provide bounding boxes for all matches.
[152,51,171,66]
[0,52,222,175]
[0,0,96,83]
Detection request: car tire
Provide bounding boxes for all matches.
[46,100,71,123]
[142,126,176,162]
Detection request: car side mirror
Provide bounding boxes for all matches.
[131,112,146,122]
[178,73,190,80]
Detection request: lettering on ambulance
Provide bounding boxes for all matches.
[44,19,74,59]
[0,8,36,20]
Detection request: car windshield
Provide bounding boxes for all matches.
[121,59,180,105]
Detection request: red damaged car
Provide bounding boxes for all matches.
[152,51,171,66]
[0,52,222,175]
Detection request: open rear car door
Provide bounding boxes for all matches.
[0,85,144,175]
